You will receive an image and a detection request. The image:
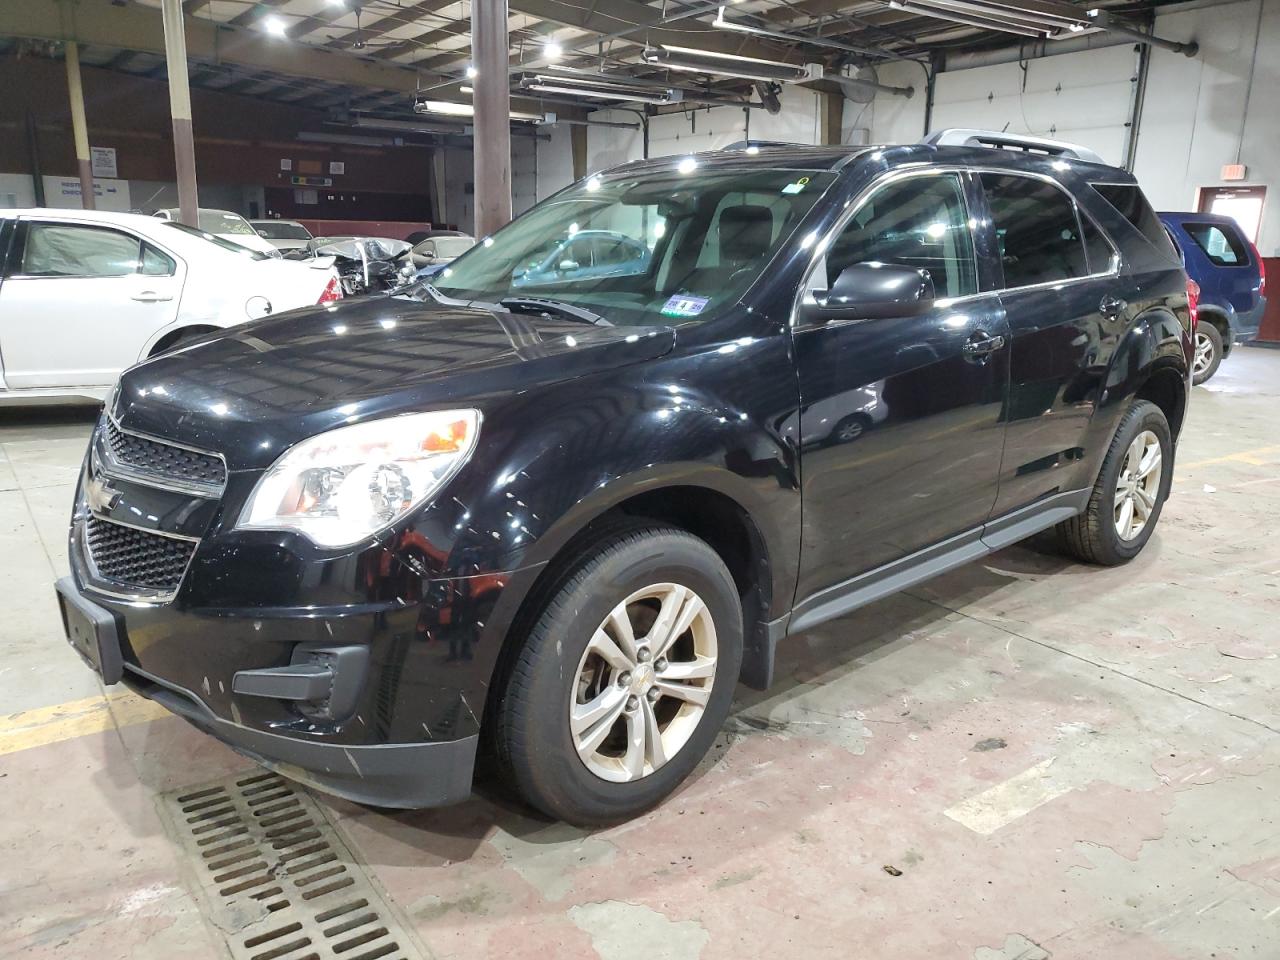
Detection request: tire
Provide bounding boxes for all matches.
[1056,399,1173,566]
[1192,322,1223,385]
[491,524,743,825]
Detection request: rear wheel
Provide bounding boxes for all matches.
[491,525,742,825]
[1056,399,1172,566]
[1192,323,1223,385]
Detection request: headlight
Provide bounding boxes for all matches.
[236,409,481,548]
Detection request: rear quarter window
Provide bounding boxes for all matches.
[1092,183,1179,259]
[1182,221,1251,267]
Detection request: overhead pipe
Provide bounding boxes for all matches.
[1087,10,1199,57]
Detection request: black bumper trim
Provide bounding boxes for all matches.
[122,668,477,809]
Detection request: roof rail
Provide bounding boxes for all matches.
[720,140,806,151]
[922,128,1106,165]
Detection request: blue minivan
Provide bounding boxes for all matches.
[1159,212,1267,384]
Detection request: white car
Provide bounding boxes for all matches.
[0,208,341,405]
[250,219,314,256]
[153,207,281,257]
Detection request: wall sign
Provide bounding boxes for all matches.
[329,161,346,175]
[90,146,117,178]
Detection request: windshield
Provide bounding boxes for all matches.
[430,166,835,326]
[253,221,311,240]
[161,221,269,260]
[197,210,257,236]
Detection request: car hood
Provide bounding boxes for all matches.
[113,294,675,470]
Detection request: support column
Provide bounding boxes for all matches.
[64,42,94,210]
[161,0,199,226]
[472,0,511,236]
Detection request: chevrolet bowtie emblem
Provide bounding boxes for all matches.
[86,475,122,514]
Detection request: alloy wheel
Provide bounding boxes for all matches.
[1114,429,1162,541]
[1192,331,1215,377]
[569,583,718,783]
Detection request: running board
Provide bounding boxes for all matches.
[787,489,1088,636]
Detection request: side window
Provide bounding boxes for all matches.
[141,243,176,277]
[981,174,1088,288]
[22,223,141,278]
[824,173,978,299]
[1092,183,1179,258]
[1080,215,1116,274]
[1183,222,1250,267]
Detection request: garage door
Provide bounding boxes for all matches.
[512,140,537,217]
[932,44,1138,167]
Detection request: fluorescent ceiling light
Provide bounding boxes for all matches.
[888,0,1049,37]
[414,99,546,123]
[545,41,563,60]
[263,15,288,36]
[642,45,817,83]
[518,73,676,104]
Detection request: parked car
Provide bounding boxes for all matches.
[1159,212,1267,384]
[153,207,280,257]
[410,234,475,270]
[56,131,1191,826]
[406,228,469,245]
[512,229,649,286]
[0,208,341,404]
[250,218,314,256]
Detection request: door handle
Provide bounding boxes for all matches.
[1099,295,1126,318]
[131,290,173,302]
[962,331,1006,358]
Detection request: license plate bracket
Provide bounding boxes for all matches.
[55,577,124,685]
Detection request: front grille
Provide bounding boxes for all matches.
[85,516,196,594]
[104,418,227,489]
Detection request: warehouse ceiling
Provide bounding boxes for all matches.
[1,0,1164,120]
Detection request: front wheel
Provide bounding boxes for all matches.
[491,524,742,825]
[1056,399,1173,565]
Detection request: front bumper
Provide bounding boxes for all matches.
[56,563,500,809]
[123,665,476,808]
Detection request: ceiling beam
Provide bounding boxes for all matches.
[505,0,803,61]
[0,0,548,108]
[322,0,459,48]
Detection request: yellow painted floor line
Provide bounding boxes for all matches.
[0,691,171,757]
[944,758,1072,835]
[1180,445,1280,470]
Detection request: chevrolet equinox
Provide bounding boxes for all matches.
[57,130,1193,825]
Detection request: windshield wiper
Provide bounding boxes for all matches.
[499,297,612,327]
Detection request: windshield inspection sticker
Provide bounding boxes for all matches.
[661,295,711,318]
[781,176,811,195]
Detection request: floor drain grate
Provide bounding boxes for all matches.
[159,772,425,960]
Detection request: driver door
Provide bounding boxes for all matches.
[791,170,1011,602]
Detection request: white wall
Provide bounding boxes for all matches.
[537,121,575,200]
[1133,0,1278,252]
[0,172,36,208]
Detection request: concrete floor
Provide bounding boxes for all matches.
[3,348,1280,960]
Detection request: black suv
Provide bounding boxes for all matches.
[57,130,1192,825]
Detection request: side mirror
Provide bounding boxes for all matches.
[807,262,935,322]
[558,259,580,273]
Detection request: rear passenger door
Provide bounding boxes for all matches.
[977,172,1129,519]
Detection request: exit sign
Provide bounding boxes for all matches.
[1221,164,1247,181]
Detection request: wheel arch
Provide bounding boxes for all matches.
[145,324,222,358]
[1195,303,1233,356]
